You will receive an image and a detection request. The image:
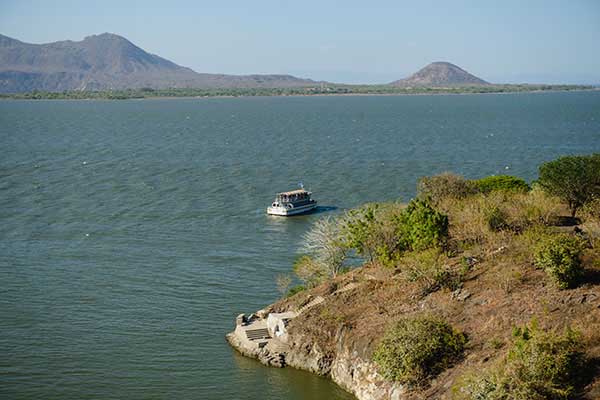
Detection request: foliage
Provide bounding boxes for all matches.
[402,249,463,294]
[292,255,325,287]
[373,315,467,387]
[454,322,585,400]
[342,199,448,266]
[395,199,449,252]
[342,203,405,266]
[342,204,379,261]
[579,195,600,247]
[484,205,509,232]
[538,154,600,217]
[534,234,585,289]
[306,202,436,275]
[286,285,306,297]
[417,173,477,204]
[472,175,530,194]
[579,196,600,223]
[297,217,348,285]
[1,84,592,101]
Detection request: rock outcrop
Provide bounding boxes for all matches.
[227,313,404,400]
[227,283,405,400]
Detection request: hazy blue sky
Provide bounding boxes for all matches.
[1,0,599,84]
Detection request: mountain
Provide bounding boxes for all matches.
[390,61,489,87]
[0,33,317,93]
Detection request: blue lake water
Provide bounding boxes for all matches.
[1,91,600,399]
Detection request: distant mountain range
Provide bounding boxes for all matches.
[0,33,491,93]
[390,61,489,86]
[0,33,318,93]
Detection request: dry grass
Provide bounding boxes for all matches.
[582,220,600,247]
[441,189,566,253]
[517,186,566,225]
[580,197,600,222]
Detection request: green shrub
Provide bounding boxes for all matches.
[538,153,600,217]
[343,204,377,257]
[373,315,466,387]
[534,234,584,289]
[342,203,406,265]
[417,173,477,204]
[484,205,509,231]
[292,255,325,287]
[454,322,585,400]
[472,175,530,194]
[346,200,448,267]
[395,199,449,252]
[286,285,306,297]
[374,243,402,268]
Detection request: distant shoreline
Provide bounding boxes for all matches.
[0,85,597,101]
[142,87,599,102]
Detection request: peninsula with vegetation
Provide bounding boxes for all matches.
[0,33,593,100]
[228,154,600,400]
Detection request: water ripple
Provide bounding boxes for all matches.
[2,92,600,399]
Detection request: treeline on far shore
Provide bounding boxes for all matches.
[0,84,595,100]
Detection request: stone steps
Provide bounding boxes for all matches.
[297,295,324,314]
[335,282,359,294]
[245,328,270,341]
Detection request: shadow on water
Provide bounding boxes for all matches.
[304,205,338,215]
[264,206,338,223]
[230,350,356,400]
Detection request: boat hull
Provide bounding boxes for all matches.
[267,202,318,216]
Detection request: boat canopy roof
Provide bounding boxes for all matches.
[277,189,311,196]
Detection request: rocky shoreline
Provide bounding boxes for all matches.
[226,286,405,400]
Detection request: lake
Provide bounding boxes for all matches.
[2,91,600,399]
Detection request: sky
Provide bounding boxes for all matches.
[1,0,599,84]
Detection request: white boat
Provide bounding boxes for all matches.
[267,189,317,216]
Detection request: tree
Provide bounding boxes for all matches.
[301,216,348,280]
[342,203,407,266]
[538,154,600,217]
[343,204,378,261]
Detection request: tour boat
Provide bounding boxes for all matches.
[267,188,317,216]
